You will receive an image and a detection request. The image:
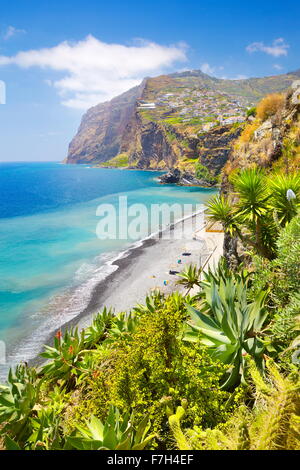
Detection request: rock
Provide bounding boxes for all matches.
[159,169,181,184]
[254,120,273,140]
[158,169,216,187]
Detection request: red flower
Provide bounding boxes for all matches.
[55,330,62,340]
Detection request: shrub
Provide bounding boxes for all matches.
[256,93,285,121]
[168,359,300,450]
[276,215,300,293]
[239,120,260,143]
[246,107,257,118]
[194,162,217,184]
[81,295,232,442]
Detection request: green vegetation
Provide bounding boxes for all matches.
[207,168,300,259]
[195,162,218,185]
[100,153,129,168]
[185,276,268,389]
[1,158,300,451]
[246,107,257,118]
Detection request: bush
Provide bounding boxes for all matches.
[256,93,285,121]
[75,295,233,442]
[239,120,260,143]
[276,215,300,293]
[194,162,217,184]
[246,107,257,118]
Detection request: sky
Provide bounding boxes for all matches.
[0,0,299,162]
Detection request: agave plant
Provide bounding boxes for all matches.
[201,257,249,291]
[40,327,89,390]
[176,264,202,296]
[103,312,139,346]
[133,290,165,316]
[66,406,156,450]
[0,364,41,443]
[84,307,115,349]
[184,277,269,389]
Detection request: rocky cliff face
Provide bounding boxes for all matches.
[221,82,300,265]
[67,81,146,164]
[66,69,300,174]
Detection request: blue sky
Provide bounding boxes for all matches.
[0,0,299,162]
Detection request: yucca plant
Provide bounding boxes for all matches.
[184,278,269,389]
[176,264,202,296]
[0,365,41,443]
[267,172,300,226]
[206,168,300,260]
[66,406,156,450]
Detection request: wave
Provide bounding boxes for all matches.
[0,206,205,381]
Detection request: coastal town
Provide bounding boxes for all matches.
[138,86,251,133]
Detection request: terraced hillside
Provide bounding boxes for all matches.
[66,69,300,177]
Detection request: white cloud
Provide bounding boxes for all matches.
[3,26,26,41]
[200,63,216,75]
[246,38,289,57]
[0,35,187,109]
[273,64,283,71]
[200,63,224,77]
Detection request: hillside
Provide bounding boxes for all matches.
[220,82,300,266]
[66,69,300,176]
[1,85,300,452]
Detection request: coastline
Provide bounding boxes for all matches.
[31,210,223,366]
[0,207,223,379]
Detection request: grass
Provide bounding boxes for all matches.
[100,153,129,168]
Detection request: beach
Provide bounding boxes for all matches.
[73,211,224,330]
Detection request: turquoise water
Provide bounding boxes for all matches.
[0,162,216,371]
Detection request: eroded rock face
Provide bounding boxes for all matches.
[221,83,300,264]
[67,82,146,164]
[66,70,299,168]
[158,169,214,187]
[197,125,243,175]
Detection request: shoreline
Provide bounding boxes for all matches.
[30,209,223,366]
[0,207,223,378]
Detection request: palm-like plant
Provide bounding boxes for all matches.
[66,406,156,450]
[267,172,300,226]
[206,168,300,260]
[184,277,269,389]
[176,264,202,295]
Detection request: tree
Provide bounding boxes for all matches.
[206,168,300,260]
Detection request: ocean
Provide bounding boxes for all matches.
[0,162,216,378]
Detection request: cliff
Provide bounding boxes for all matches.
[67,81,146,164]
[66,69,300,176]
[221,82,300,265]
